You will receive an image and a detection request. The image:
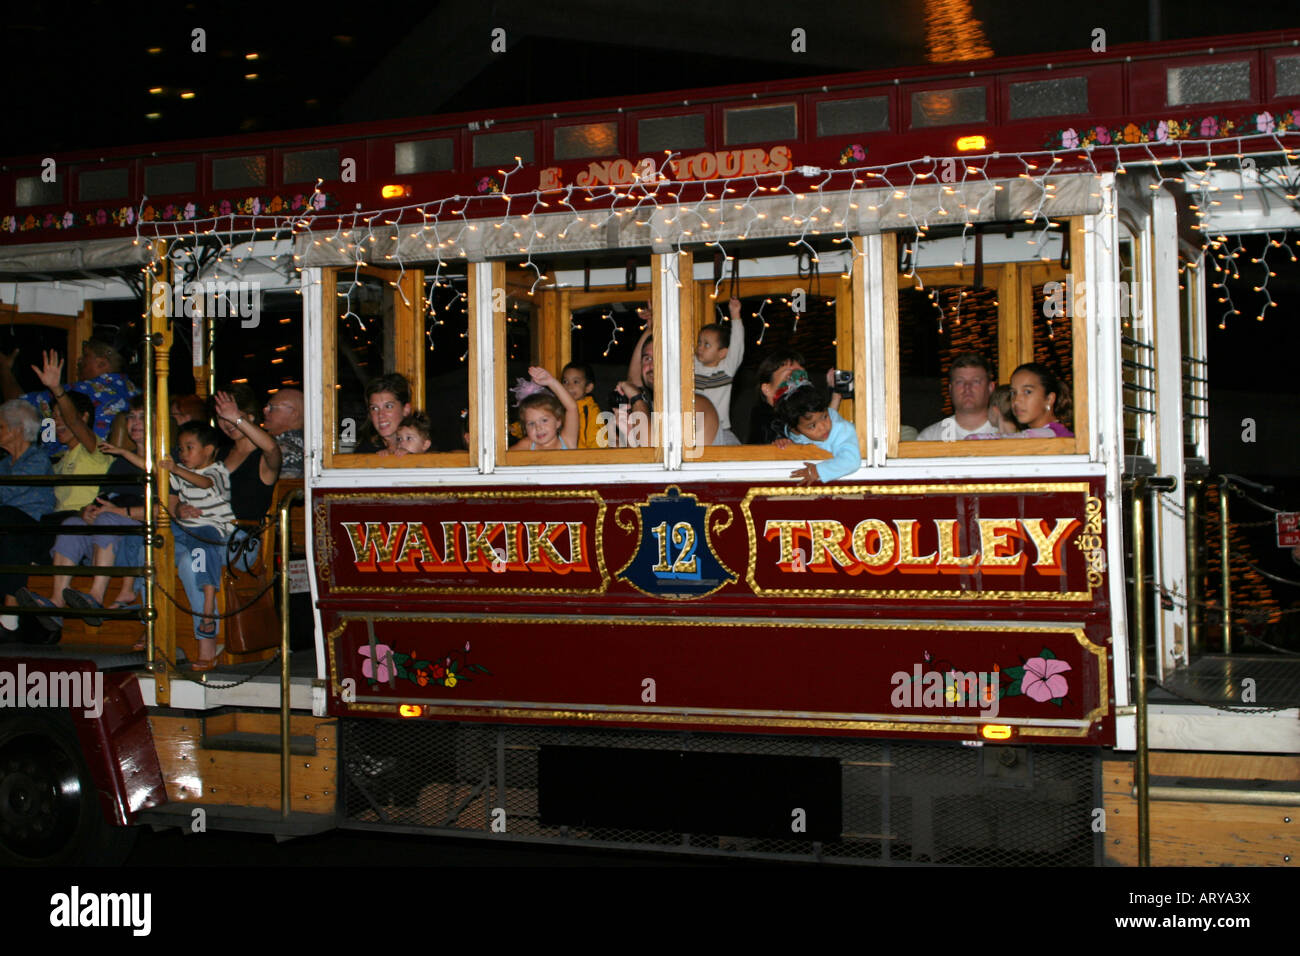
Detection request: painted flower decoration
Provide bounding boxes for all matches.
[218,199,232,216]
[292,193,305,211]
[1154,120,1169,143]
[358,643,395,682]
[61,212,73,228]
[183,202,196,219]
[2,216,13,233]
[1061,128,1079,149]
[312,192,326,210]
[1200,116,1219,137]
[1094,126,1110,146]
[1123,123,1142,143]
[445,674,457,688]
[1021,656,1071,702]
[1257,110,1275,134]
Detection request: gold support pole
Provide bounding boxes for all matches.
[1185,476,1203,657]
[145,244,176,702]
[279,489,301,820]
[1131,477,1151,867]
[1219,479,1232,655]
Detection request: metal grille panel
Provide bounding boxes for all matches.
[342,720,1098,865]
[145,162,196,196]
[1009,77,1088,120]
[1167,61,1251,106]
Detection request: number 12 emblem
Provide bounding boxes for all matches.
[615,486,736,599]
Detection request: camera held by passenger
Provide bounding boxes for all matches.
[832,369,855,398]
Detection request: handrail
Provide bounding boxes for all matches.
[278,486,304,821]
[0,473,142,485]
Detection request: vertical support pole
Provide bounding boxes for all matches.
[1219,480,1232,655]
[1185,476,1203,657]
[1131,477,1151,867]
[146,242,175,704]
[280,493,294,820]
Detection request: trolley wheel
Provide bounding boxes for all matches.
[0,711,136,865]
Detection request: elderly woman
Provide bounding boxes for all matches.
[0,399,55,634]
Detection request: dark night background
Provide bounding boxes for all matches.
[2,1,1299,873]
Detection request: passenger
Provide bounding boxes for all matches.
[30,352,113,523]
[50,397,148,626]
[213,386,282,570]
[987,384,1019,435]
[171,394,206,427]
[916,352,998,441]
[749,350,844,445]
[964,383,1051,440]
[0,337,140,450]
[262,388,304,478]
[694,296,745,445]
[356,373,413,454]
[1009,363,1074,437]
[560,362,603,449]
[772,373,860,485]
[0,400,55,636]
[163,421,235,671]
[613,334,719,448]
[511,367,578,451]
[394,412,433,455]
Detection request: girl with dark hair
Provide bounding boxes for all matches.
[772,377,861,485]
[1009,363,1073,438]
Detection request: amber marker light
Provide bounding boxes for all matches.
[382,184,410,199]
[956,135,987,151]
[399,705,423,718]
[980,724,1013,740]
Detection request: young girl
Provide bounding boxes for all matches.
[510,366,578,451]
[164,421,236,671]
[772,380,860,485]
[394,412,433,455]
[1009,363,1074,438]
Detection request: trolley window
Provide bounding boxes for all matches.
[323,264,472,468]
[888,222,1087,457]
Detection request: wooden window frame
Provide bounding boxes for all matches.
[888,218,1089,458]
[322,265,473,469]
[496,265,659,466]
[681,260,861,465]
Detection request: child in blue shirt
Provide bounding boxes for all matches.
[773,380,860,485]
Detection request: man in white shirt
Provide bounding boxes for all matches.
[916,352,999,441]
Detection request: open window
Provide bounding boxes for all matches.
[887,221,1089,457]
[678,246,864,467]
[489,256,661,466]
[322,264,472,468]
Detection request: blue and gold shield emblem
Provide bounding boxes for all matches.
[615,486,736,599]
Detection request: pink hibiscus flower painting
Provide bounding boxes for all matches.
[1021,656,1071,702]
[359,643,395,682]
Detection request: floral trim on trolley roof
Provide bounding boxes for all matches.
[2,190,337,234]
[1048,109,1299,149]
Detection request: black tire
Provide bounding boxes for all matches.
[0,710,137,865]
